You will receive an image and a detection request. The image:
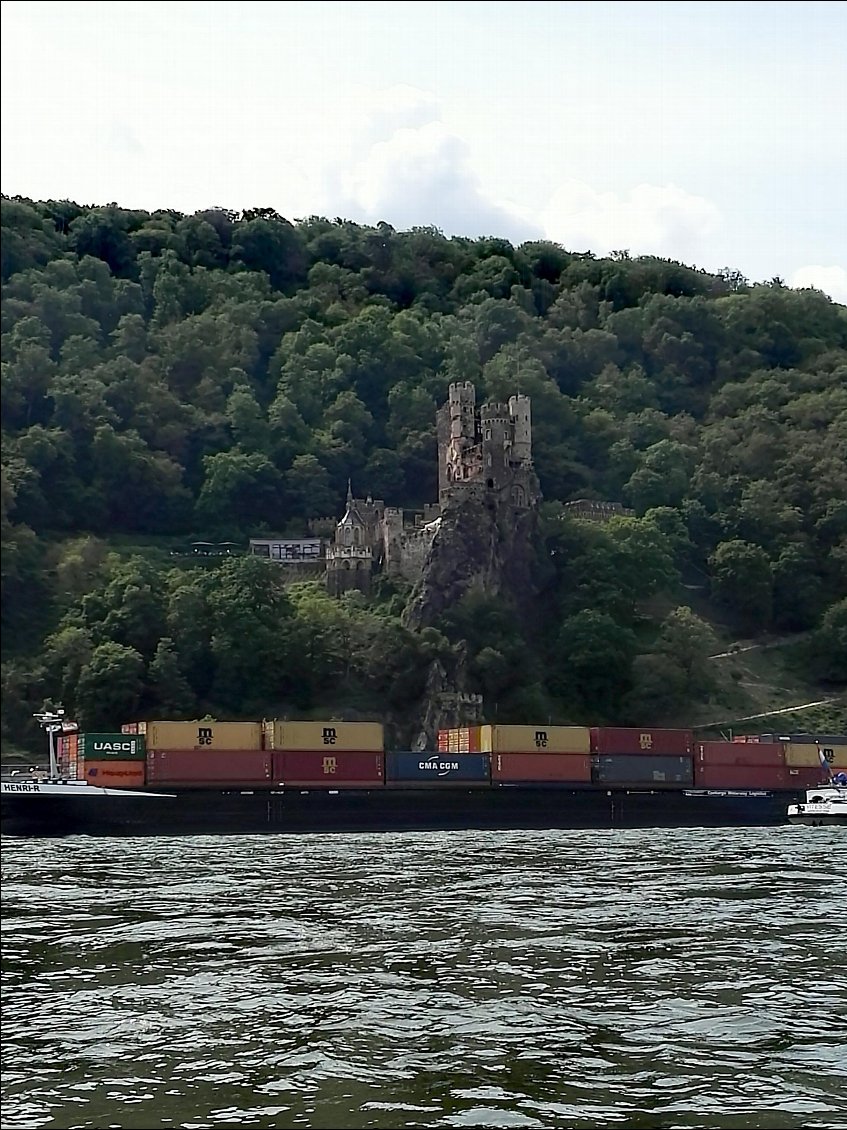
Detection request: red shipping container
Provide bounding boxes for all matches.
[492,753,592,783]
[785,767,832,787]
[147,749,271,786]
[696,742,785,767]
[591,727,693,754]
[272,750,384,785]
[693,763,788,790]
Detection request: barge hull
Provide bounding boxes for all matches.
[1,784,797,837]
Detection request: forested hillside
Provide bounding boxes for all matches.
[2,197,845,755]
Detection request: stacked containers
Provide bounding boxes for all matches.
[782,740,847,787]
[145,721,269,787]
[56,732,79,779]
[489,725,592,783]
[265,721,385,787]
[590,728,694,787]
[694,740,787,789]
[79,732,146,789]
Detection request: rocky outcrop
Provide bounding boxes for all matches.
[405,644,483,751]
[402,487,547,632]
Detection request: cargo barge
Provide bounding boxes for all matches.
[3,718,845,837]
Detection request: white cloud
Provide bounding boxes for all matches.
[325,85,541,243]
[789,265,847,305]
[541,180,722,264]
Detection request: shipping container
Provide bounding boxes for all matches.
[121,723,139,734]
[783,743,847,770]
[591,727,693,755]
[693,763,788,790]
[82,760,146,788]
[785,766,833,787]
[492,753,592,783]
[77,733,146,761]
[263,720,384,752]
[272,750,384,785]
[696,741,785,767]
[436,727,483,753]
[592,755,694,786]
[386,752,491,783]
[147,749,272,786]
[143,721,262,750]
[479,725,591,754]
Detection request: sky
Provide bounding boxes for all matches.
[2,0,846,301]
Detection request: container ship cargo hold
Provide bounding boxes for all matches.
[3,721,845,836]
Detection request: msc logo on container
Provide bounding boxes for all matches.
[534,731,548,748]
[322,727,338,745]
[639,733,653,749]
[198,727,213,746]
[322,757,337,774]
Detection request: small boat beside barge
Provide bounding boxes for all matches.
[786,784,847,827]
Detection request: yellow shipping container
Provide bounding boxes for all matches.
[479,724,591,754]
[263,720,384,752]
[784,743,847,770]
[145,721,263,750]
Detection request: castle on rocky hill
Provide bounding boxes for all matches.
[326,382,540,596]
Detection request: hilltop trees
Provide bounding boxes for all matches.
[1,194,844,747]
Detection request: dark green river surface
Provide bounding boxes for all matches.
[2,828,846,1130]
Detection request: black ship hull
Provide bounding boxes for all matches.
[1,783,799,837]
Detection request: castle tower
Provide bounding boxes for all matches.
[438,382,478,502]
[480,401,509,491]
[508,395,532,465]
[382,507,405,576]
[449,381,476,444]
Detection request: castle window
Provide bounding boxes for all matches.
[353,527,361,545]
[485,429,491,440]
[487,478,494,489]
[342,526,353,546]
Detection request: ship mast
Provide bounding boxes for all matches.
[33,708,66,780]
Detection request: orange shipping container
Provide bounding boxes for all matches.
[696,741,785,767]
[784,743,847,770]
[82,760,146,788]
[263,720,384,752]
[479,725,591,754]
[144,721,263,750]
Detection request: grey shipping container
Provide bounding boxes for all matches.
[386,752,491,782]
[592,754,693,786]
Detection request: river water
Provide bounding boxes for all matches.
[2,828,846,1130]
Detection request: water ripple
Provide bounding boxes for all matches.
[2,828,846,1129]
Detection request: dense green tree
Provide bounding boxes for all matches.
[75,641,145,730]
[710,539,774,630]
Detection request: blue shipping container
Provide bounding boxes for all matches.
[386,752,491,782]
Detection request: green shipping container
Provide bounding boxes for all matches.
[77,732,146,761]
